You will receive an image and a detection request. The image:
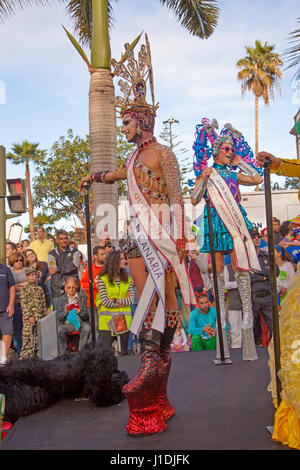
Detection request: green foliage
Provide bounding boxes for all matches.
[116,125,134,197]
[23,212,61,237]
[284,176,300,190]
[283,17,300,89]
[7,141,45,165]
[159,123,192,195]
[31,128,133,228]
[236,40,283,104]
[33,129,90,227]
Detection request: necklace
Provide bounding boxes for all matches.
[137,137,156,150]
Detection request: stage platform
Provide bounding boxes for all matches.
[0,347,291,451]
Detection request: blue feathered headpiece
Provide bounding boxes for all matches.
[191,118,264,183]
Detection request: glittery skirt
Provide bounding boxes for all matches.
[200,204,253,253]
[126,239,142,259]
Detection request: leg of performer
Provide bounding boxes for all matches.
[156,270,180,421]
[215,266,230,359]
[124,257,166,436]
[122,322,167,436]
[157,319,178,421]
[228,309,242,348]
[234,270,258,361]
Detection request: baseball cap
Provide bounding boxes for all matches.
[25,267,37,275]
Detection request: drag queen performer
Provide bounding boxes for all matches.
[256,149,300,450]
[190,119,263,361]
[80,35,195,436]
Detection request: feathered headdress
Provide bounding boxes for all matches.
[191,118,264,179]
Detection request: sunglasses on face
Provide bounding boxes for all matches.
[251,234,261,239]
[221,146,235,153]
[16,258,24,262]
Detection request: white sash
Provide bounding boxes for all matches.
[207,168,260,272]
[127,150,196,334]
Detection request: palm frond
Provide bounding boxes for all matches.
[66,0,116,48]
[283,17,300,86]
[0,0,63,22]
[158,0,219,39]
[236,40,282,103]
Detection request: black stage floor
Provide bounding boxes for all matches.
[0,348,291,451]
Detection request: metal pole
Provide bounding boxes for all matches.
[84,183,96,347]
[264,160,282,407]
[205,195,231,365]
[0,146,6,265]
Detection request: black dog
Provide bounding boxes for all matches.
[0,341,129,423]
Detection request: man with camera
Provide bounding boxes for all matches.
[56,277,91,355]
[48,230,82,310]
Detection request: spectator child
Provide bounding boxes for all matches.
[170,320,191,352]
[20,267,48,358]
[274,245,295,301]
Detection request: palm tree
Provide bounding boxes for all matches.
[236,40,283,157]
[283,17,300,90]
[0,0,219,237]
[7,141,46,241]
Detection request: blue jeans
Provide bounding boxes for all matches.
[13,303,23,356]
[128,304,138,350]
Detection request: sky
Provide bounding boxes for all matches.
[0,0,299,231]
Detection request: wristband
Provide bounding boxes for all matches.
[191,179,207,204]
[92,171,114,184]
[236,160,259,177]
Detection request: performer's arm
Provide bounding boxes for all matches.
[191,167,213,206]
[79,166,127,191]
[232,156,263,186]
[159,146,186,258]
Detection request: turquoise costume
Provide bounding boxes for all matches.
[200,163,253,253]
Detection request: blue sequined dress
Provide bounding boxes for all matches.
[200,163,253,253]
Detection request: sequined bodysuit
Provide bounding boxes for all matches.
[126,141,184,258]
[200,163,253,253]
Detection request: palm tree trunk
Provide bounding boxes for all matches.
[255,95,259,157]
[25,159,35,241]
[89,0,118,242]
[254,95,260,190]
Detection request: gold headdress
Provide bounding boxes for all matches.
[111,33,159,118]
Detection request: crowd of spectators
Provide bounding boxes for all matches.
[0,226,139,364]
[0,215,298,364]
[176,216,298,353]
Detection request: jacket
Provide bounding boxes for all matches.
[80,263,103,307]
[55,289,89,324]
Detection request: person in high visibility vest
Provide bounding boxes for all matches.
[96,250,134,356]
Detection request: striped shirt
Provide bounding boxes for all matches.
[98,278,134,309]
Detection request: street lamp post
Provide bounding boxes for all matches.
[163,117,179,152]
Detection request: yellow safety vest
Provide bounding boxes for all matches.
[97,274,132,331]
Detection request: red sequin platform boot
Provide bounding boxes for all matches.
[122,328,167,436]
[156,319,178,421]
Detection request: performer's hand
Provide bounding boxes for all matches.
[201,167,213,181]
[29,317,35,324]
[79,175,93,193]
[230,154,242,166]
[256,151,281,170]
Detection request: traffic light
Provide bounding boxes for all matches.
[6,178,27,213]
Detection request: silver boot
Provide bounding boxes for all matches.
[234,270,258,361]
[215,272,230,359]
